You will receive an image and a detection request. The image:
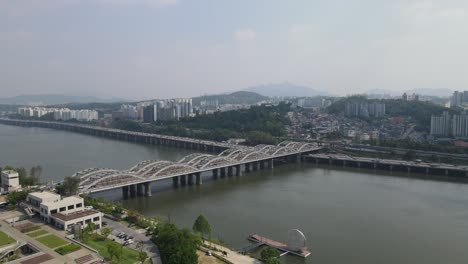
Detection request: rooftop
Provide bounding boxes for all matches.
[41,195,82,208]
[52,209,100,222]
[1,170,18,175]
[28,191,61,202]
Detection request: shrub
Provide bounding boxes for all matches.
[55,244,81,255]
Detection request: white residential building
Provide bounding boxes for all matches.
[1,170,21,192]
[26,191,102,230]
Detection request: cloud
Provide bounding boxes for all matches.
[234,29,256,41]
[97,0,179,8]
[290,24,313,35]
[400,1,466,24]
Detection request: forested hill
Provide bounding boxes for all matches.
[192,91,268,106]
[111,103,291,145]
[327,96,455,130]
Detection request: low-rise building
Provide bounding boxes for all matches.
[1,170,21,192]
[26,191,102,230]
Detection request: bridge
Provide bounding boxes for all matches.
[305,153,468,177]
[0,118,241,152]
[73,141,322,197]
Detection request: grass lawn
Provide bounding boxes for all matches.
[0,231,16,246]
[36,234,68,248]
[85,239,140,264]
[27,230,48,238]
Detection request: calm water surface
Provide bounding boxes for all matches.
[2,124,468,264]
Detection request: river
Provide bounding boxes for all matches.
[1,124,468,263]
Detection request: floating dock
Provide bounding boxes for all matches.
[247,233,311,258]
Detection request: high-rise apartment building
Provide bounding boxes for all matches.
[430,111,451,136]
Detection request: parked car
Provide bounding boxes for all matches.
[206,251,212,256]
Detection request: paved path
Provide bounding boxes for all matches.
[104,217,162,264]
[203,242,262,264]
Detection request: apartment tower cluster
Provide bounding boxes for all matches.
[431,111,468,138]
[345,102,386,118]
[18,107,98,121]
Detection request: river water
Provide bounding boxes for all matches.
[1,124,468,263]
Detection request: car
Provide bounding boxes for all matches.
[206,251,212,256]
[123,241,129,246]
[126,239,134,244]
[102,221,108,226]
[124,236,133,241]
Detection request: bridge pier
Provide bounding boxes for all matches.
[426,167,429,174]
[129,184,137,197]
[196,173,202,185]
[296,153,302,163]
[188,174,194,185]
[212,169,218,179]
[137,183,144,196]
[172,176,179,187]
[220,167,226,177]
[228,167,233,176]
[407,166,411,173]
[235,165,241,176]
[259,161,265,170]
[252,162,259,171]
[122,186,129,199]
[445,169,448,176]
[144,182,152,197]
[180,175,187,186]
[245,163,251,172]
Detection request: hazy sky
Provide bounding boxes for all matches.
[1,0,467,99]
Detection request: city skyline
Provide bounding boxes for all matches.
[2,0,468,99]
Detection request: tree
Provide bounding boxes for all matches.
[192,214,212,241]
[6,190,29,205]
[260,247,280,262]
[137,251,148,264]
[100,227,112,240]
[106,242,120,263]
[81,222,96,242]
[29,165,42,185]
[265,258,282,264]
[56,176,80,196]
[153,222,201,264]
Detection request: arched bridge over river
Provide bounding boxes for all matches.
[73,141,322,197]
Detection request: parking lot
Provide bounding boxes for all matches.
[103,217,161,264]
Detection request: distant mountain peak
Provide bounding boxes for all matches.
[244,82,328,97]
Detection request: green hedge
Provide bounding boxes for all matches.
[55,244,81,255]
[21,225,41,233]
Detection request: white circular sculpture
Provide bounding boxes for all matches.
[286,229,306,252]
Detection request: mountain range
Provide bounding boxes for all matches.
[0,94,127,105]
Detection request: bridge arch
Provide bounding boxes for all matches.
[270,146,292,156]
[151,164,197,177]
[199,156,233,169]
[297,143,316,152]
[80,173,145,192]
[237,151,268,162]
[179,153,213,165]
